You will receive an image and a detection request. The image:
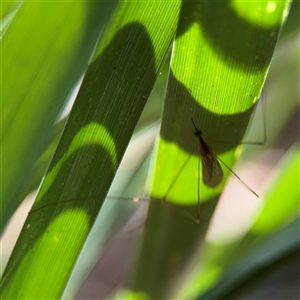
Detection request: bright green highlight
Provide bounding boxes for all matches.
[37,123,117,200]
[231,0,289,27]
[2,209,90,298]
[174,22,261,115]
[92,1,180,70]
[115,289,150,300]
[150,138,229,204]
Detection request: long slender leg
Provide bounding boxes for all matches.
[162,155,191,200]
[197,153,201,222]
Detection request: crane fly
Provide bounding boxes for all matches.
[29,119,260,224]
[191,118,259,222]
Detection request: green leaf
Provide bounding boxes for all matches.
[179,14,299,299]
[1,1,117,228]
[0,2,181,299]
[128,1,291,299]
[64,126,156,298]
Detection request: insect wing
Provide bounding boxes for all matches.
[201,151,223,188]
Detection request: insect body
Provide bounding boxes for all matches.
[191,118,223,188]
[190,118,259,221]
